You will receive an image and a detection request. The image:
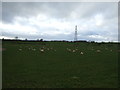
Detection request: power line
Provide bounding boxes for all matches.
[74,25,77,41]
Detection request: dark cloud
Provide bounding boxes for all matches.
[0,1,2,21]
[2,2,77,23]
[2,2,117,23]
[80,2,117,19]
[2,2,41,23]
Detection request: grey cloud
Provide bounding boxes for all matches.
[80,2,117,19]
[2,2,41,23]
[1,2,118,42]
[2,2,117,23]
[0,2,2,22]
[2,2,76,23]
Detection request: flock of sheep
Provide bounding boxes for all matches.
[18,45,115,55]
[18,46,56,53]
[66,48,84,55]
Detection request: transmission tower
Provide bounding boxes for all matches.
[74,25,77,41]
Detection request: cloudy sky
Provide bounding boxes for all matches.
[0,2,118,42]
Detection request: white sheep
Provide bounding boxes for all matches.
[80,52,84,55]
[67,48,71,52]
[19,49,22,51]
[32,49,36,51]
[73,50,76,52]
[75,49,78,51]
[40,49,44,52]
[96,50,101,52]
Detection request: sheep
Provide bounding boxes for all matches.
[47,48,50,50]
[40,49,44,52]
[80,52,84,55]
[72,76,79,79]
[75,49,78,51]
[67,48,71,52]
[72,50,76,52]
[96,50,101,52]
[19,49,22,51]
[32,49,36,51]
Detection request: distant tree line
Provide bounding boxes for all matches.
[1,36,119,44]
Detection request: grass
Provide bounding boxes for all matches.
[2,41,119,88]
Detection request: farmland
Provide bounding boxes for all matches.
[2,40,119,88]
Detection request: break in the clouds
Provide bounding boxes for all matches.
[1,2,118,42]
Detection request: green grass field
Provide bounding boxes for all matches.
[2,41,119,88]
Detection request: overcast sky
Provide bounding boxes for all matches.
[0,2,118,42]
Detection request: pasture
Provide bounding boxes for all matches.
[2,41,119,88]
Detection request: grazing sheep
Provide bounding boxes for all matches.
[80,52,84,55]
[19,49,22,51]
[72,76,79,79]
[75,49,78,51]
[67,48,71,52]
[96,50,101,52]
[40,49,44,52]
[69,49,71,51]
[73,50,76,52]
[33,49,36,51]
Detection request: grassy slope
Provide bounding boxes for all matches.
[2,41,118,88]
